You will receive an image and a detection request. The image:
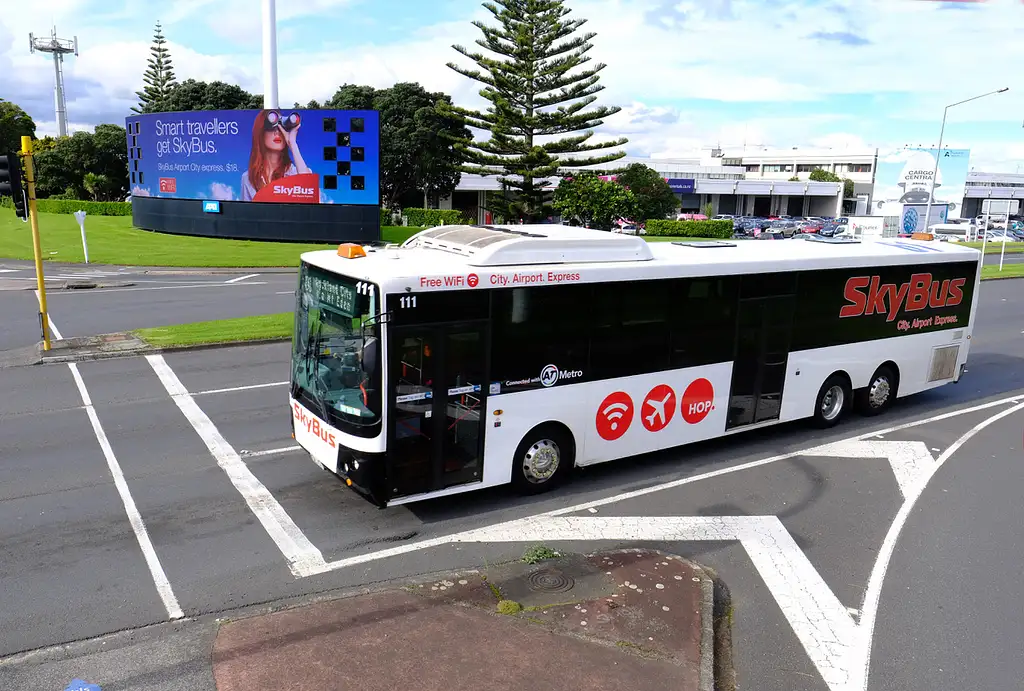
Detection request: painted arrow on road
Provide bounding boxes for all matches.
[804,440,936,498]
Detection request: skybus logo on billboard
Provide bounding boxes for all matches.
[839,273,967,322]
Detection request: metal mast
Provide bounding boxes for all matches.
[29,28,79,137]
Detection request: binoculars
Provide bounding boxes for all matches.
[264,110,301,132]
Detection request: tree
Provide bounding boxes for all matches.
[323,82,470,210]
[448,0,627,222]
[702,202,714,218]
[553,173,636,230]
[33,124,128,200]
[808,168,841,183]
[613,163,677,222]
[133,21,177,114]
[842,177,855,199]
[0,99,36,154]
[161,79,262,112]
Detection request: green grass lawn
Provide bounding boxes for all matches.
[981,263,1024,280]
[963,241,1024,254]
[133,313,294,347]
[0,211,422,267]
[644,236,721,242]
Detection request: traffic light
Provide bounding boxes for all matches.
[0,153,27,220]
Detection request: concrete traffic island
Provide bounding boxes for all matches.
[212,548,729,691]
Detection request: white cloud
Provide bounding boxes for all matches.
[209,182,235,200]
[5,0,1024,174]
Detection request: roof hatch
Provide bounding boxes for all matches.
[400,224,654,266]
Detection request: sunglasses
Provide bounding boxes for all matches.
[264,110,301,132]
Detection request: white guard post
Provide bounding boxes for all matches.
[73,209,89,264]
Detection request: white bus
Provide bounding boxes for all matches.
[290,225,983,507]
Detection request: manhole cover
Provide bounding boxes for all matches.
[527,568,575,593]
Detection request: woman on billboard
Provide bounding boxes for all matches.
[240,110,313,201]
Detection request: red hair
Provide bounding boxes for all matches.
[247,110,292,193]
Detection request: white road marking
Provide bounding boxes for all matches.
[68,362,183,620]
[276,291,294,295]
[806,440,935,498]
[0,268,20,273]
[241,446,302,458]
[193,381,288,396]
[225,273,260,284]
[36,290,64,340]
[278,391,1024,579]
[850,399,1024,691]
[146,354,326,577]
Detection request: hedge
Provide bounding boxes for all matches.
[402,208,469,227]
[644,219,734,239]
[0,196,132,216]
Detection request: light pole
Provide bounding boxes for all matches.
[262,0,279,109]
[922,87,1008,235]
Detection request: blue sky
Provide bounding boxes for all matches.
[2,0,1023,172]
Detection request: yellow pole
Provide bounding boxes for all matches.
[21,136,51,351]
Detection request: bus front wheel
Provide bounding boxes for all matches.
[812,374,851,429]
[511,424,575,494]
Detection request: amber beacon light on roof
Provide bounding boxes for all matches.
[337,243,367,258]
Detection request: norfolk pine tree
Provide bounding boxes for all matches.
[448,0,627,221]
[133,22,177,114]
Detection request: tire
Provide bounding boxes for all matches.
[812,374,851,429]
[856,365,898,417]
[510,424,574,495]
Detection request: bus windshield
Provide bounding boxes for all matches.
[291,262,382,435]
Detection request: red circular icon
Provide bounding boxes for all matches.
[641,384,676,432]
[596,391,634,441]
[467,273,479,288]
[680,378,715,424]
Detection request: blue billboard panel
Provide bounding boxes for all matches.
[666,178,696,194]
[124,109,379,206]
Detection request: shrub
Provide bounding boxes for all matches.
[379,207,393,226]
[0,197,132,216]
[402,208,469,227]
[644,219,734,239]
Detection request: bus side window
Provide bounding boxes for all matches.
[590,280,671,380]
[490,284,591,385]
[669,277,739,368]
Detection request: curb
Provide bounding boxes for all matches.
[981,273,1024,282]
[594,548,721,690]
[35,336,292,365]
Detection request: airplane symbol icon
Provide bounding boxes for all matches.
[644,391,673,428]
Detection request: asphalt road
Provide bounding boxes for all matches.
[0,262,295,351]
[0,279,1021,691]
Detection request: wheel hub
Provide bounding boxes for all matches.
[821,384,844,420]
[523,439,560,483]
[869,377,890,408]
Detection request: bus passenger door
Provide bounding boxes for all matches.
[388,323,488,499]
[726,295,796,430]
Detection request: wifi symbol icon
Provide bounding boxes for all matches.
[596,392,634,441]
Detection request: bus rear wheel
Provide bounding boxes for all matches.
[812,374,851,429]
[856,365,897,416]
[511,425,574,494]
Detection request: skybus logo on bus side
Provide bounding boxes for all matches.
[839,273,966,323]
[292,402,337,448]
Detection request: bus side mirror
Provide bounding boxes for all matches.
[362,336,379,376]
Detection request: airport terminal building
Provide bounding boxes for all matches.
[436,147,1023,224]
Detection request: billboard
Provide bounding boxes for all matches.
[872,147,971,220]
[125,109,379,206]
